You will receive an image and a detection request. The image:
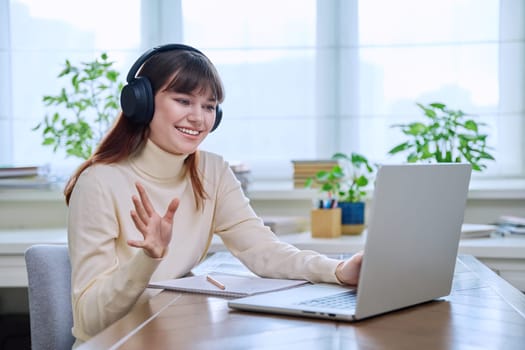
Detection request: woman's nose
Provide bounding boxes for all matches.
[187,106,204,122]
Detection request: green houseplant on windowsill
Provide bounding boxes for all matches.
[32,52,124,161]
[387,102,495,171]
[306,152,375,235]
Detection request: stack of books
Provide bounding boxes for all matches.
[230,162,250,193]
[0,165,40,178]
[291,159,338,189]
[262,216,309,235]
[0,165,51,189]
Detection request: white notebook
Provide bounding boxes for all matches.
[148,273,309,298]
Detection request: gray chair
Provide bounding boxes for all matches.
[25,244,75,350]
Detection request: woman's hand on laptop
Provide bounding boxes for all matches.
[335,250,364,286]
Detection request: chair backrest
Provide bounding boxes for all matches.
[25,244,75,350]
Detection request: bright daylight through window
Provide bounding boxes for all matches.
[1,0,523,185]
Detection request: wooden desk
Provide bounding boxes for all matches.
[78,255,525,350]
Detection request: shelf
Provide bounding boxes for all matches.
[1,178,524,202]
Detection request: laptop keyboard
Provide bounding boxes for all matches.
[296,290,357,309]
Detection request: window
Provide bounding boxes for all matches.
[1,0,143,178]
[1,0,523,184]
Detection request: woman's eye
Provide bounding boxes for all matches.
[176,99,190,105]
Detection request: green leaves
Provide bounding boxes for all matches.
[305,153,375,203]
[33,53,124,160]
[388,102,495,171]
[305,165,344,199]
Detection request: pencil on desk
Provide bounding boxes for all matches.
[206,275,226,290]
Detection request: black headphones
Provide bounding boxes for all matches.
[120,43,223,132]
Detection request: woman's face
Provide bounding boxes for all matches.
[149,85,218,155]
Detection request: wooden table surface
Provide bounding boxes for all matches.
[78,255,525,350]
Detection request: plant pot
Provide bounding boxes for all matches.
[310,208,342,238]
[337,201,365,235]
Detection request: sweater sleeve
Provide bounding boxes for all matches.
[67,168,161,341]
[211,161,341,284]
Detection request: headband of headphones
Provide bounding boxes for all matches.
[120,43,223,131]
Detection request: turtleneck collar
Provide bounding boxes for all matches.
[130,139,189,181]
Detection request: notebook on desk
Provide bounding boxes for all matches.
[228,163,472,322]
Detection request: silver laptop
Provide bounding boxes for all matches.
[228,163,472,321]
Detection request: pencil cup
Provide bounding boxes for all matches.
[310,208,342,238]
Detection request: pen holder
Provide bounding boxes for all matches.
[310,208,342,238]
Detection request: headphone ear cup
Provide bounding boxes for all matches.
[211,105,223,132]
[120,76,155,124]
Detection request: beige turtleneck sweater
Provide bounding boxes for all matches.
[68,139,341,343]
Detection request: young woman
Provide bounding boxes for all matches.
[65,44,363,346]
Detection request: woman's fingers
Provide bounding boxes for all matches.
[128,182,178,258]
[131,195,148,224]
[163,198,180,223]
[135,182,155,217]
[351,250,364,265]
[130,209,147,234]
[127,239,145,248]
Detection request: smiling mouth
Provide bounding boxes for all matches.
[176,127,200,136]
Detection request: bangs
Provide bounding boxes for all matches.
[164,58,224,102]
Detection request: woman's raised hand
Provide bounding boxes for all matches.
[128,182,179,258]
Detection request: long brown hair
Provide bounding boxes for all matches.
[64,48,225,209]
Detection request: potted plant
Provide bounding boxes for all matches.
[387,102,495,171]
[306,152,375,235]
[304,162,344,238]
[33,52,124,160]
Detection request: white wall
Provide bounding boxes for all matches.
[1,184,524,230]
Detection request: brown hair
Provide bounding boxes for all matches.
[64,49,225,209]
